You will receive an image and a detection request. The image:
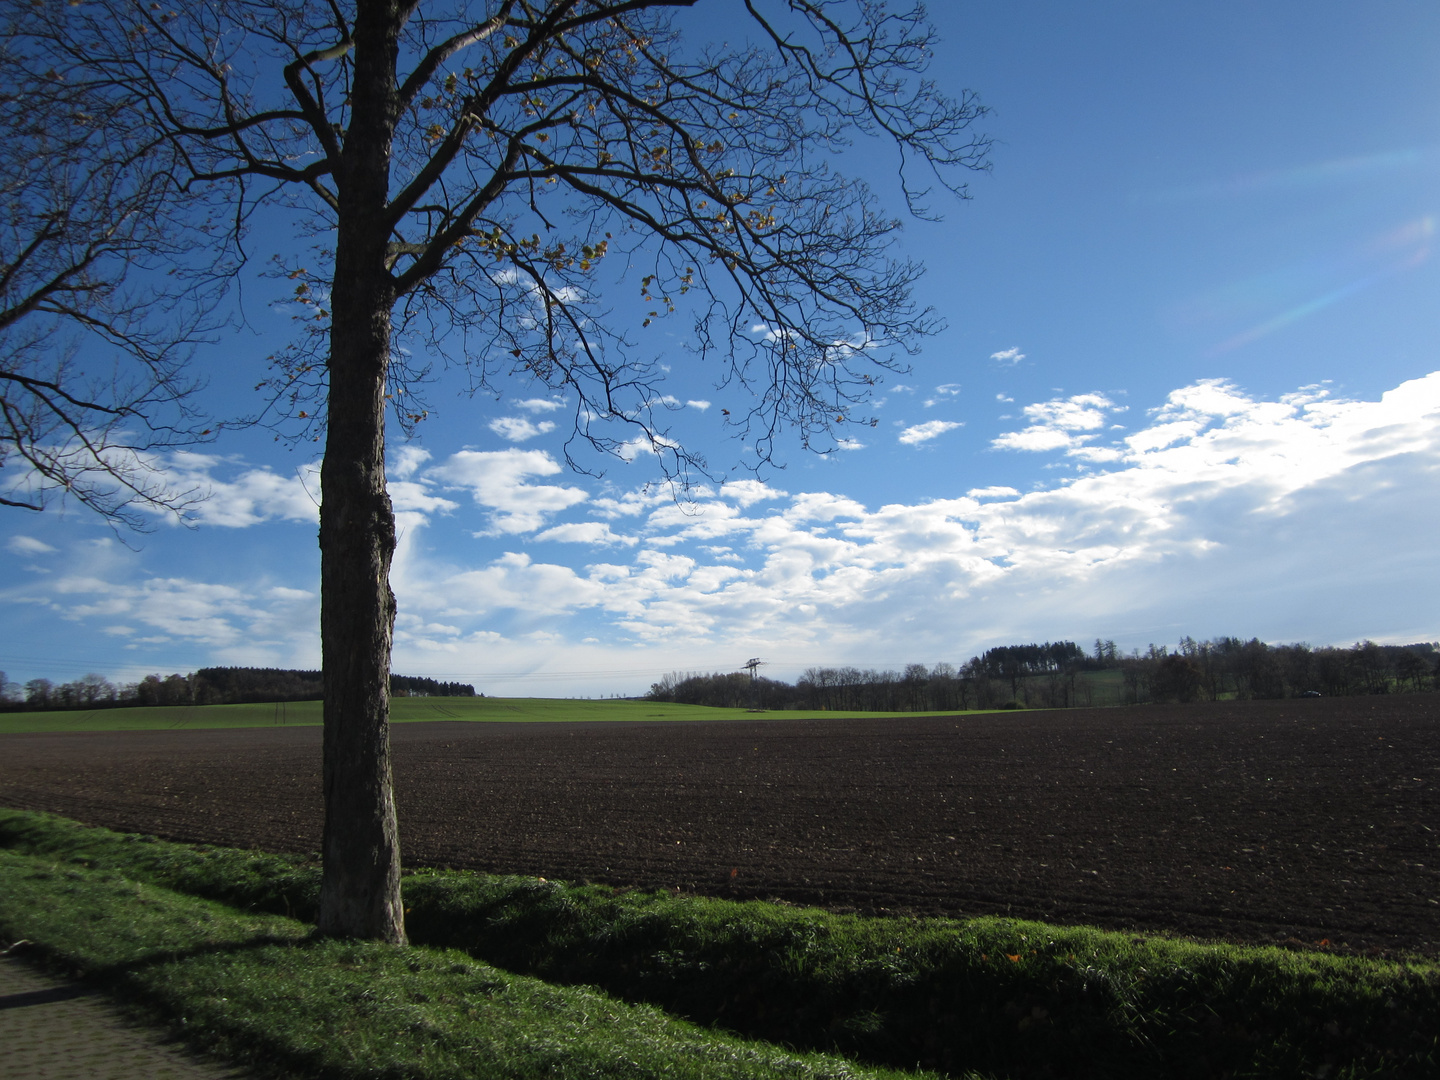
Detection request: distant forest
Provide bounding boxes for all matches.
[0,667,477,711]
[646,637,1440,712]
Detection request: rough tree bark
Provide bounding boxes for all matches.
[317,0,406,943]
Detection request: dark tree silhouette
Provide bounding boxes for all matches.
[0,9,229,525]
[9,0,988,941]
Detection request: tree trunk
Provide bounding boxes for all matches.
[317,0,406,944]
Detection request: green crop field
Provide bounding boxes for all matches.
[0,696,992,735]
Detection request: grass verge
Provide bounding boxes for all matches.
[0,847,941,1080]
[2,808,1436,1079]
[0,696,1003,734]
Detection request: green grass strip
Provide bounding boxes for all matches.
[3,809,1436,1079]
[0,849,946,1080]
[0,696,1002,734]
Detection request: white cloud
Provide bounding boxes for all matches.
[389,481,460,515]
[721,479,788,507]
[489,416,557,442]
[784,492,867,522]
[7,536,56,555]
[589,487,682,519]
[990,347,1026,365]
[534,522,639,546]
[33,571,318,659]
[19,372,1440,698]
[615,433,679,462]
[390,446,432,480]
[685,399,712,411]
[160,455,321,528]
[898,420,963,445]
[390,371,1440,674]
[431,449,587,534]
[991,392,1121,453]
[513,398,565,413]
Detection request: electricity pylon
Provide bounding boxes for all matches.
[744,657,765,712]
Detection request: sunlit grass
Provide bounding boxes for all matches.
[0,847,948,1080]
[3,809,1435,1079]
[0,695,998,734]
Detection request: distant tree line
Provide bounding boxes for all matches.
[0,667,477,711]
[1108,636,1440,705]
[645,637,1440,711]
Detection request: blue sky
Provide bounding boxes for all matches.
[5,1,1439,696]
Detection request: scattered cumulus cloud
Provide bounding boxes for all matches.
[685,400,712,411]
[513,398,565,413]
[533,522,639,546]
[23,571,317,658]
[389,481,459,515]
[390,446,432,480]
[7,536,56,555]
[721,479,788,507]
[489,416,557,442]
[990,347,1026,365]
[386,371,1440,668]
[155,454,320,528]
[924,384,962,408]
[899,420,963,445]
[991,393,1121,452]
[431,448,587,534]
[615,434,679,463]
[16,372,1440,694]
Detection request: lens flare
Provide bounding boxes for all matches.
[1208,217,1433,355]
[1149,148,1440,203]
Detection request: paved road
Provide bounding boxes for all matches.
[0,956,251,1080]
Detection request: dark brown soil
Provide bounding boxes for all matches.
[2,696,1437,954]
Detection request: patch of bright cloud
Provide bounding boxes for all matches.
[389,446,432,480]
[533,522,639,546]
[157,455,321,528]
[721,479,788,507]
[23,372,1440,698]
[7,536,56,555]
[991,393,1120,453]
[513,398,565,413]
[431,449,587,534]
[990,347,1025,365]
[899,420,963,445]
[686,400,712,411]
[489,416,557,442]
[615,434,679,463]
[389,481,459,515]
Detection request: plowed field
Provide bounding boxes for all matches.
[2,696,1437,954]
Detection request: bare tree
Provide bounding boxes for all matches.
[13,0,988,941]
[0,12,231,526]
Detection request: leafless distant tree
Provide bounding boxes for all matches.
[0,13,232,527]
[10,0,989,941]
